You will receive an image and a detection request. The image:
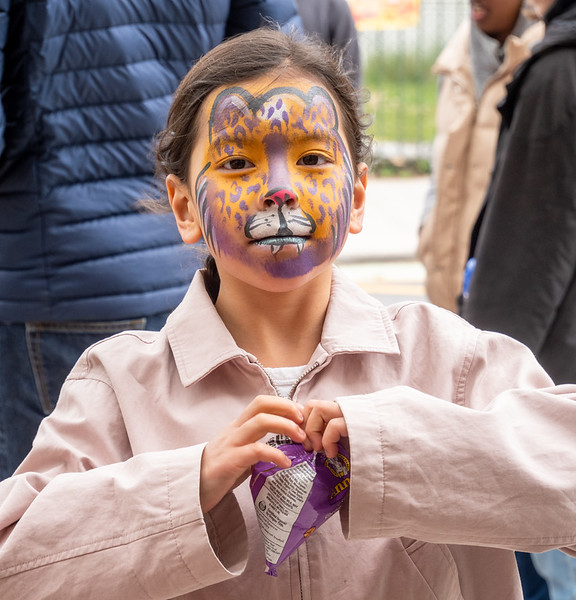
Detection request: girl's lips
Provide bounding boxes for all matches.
[253,236,307,255]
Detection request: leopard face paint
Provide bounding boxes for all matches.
[193,82,355,278]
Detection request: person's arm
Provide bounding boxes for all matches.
[0,356,305,599]
[327,0,361,88]
[335,329,576,554]
[463,49,576,352]
[0,377,248,598]
[226,0,301,38]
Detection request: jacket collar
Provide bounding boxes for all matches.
[165,267,400,387]
[433,20,472,79]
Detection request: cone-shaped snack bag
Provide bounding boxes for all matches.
[250,435,350,576]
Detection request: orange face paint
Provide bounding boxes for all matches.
[193,81,355,279]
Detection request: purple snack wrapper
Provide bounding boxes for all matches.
[250,435,350,576]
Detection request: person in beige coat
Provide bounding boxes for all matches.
[418,0,543,312]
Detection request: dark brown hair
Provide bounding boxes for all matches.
[153,27,372,299]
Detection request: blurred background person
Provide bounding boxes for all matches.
[0,0,299,480]
[418,2,545,594]
[462,0,576,598]
[296,0,361,87]
[417,0,543,312]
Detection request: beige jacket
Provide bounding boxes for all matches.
[418,19,544,311]
[1,268,575,599]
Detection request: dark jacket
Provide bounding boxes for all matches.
[462,0,576,383]
[0,0,299,322]
[295,0,360,87]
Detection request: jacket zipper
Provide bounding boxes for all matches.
[287,361,320,400]
[289,362,319,600]
[254,360,321,400]
[255,359,321,600]
[256,361,282,397]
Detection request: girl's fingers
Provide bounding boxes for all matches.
[200,396,308,514]
[243,442,293,469]
[234,413,306,446]
[213,442,294,475]
[234,395,304,426]
[320,418,348,458]
[201,396,350,514]
[201,440,295,513]
[303,400,348,456]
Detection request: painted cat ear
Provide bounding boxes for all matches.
[307,88,338,130]
[209,89,253,144]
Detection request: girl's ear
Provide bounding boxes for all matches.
[349,163,368,234]
[166,174,203,245]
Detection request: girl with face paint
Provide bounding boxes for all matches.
[168,79,367,302]
[2,29,576,600]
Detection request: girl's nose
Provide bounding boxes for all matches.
[263,187,298,209]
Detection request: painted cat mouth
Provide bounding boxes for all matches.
[252,236,307,255]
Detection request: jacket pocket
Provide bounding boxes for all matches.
[400,537,464,600]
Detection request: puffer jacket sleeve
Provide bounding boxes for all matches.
[0,378,248,598]
[337,328,576,555]
[226,0,301,36]
[0,0,9,157]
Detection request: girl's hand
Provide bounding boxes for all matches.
[200,395,306,514]
[302,400,348,458]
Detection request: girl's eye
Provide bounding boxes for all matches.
[297,154,329,166]
[222,158,254,170]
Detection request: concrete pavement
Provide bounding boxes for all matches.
[336,175,430,303]
[338,175,429,262]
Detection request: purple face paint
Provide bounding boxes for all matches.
[192,81,355,280]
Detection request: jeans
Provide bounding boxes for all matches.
[517,552,551,600]
[0,313,170,480]
[532,550,576,600]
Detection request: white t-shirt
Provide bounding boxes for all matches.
[264,365,306,398]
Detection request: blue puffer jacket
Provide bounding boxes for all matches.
[0,0,299,322]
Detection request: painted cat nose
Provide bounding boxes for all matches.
[263,187,298,209]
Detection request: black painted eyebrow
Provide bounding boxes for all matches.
[207,130,338,159]
[207,85,339,144]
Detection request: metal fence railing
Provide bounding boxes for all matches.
[358,0,468,172]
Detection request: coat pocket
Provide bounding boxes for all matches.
[400,537,464,600]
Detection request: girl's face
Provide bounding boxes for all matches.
[168,74,366,293]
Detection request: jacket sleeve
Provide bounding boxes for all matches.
[462,48,576,354]
[0,0,10,158]
[0,377,248,598]
[337,329,576,555]
[226,0,301,37]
